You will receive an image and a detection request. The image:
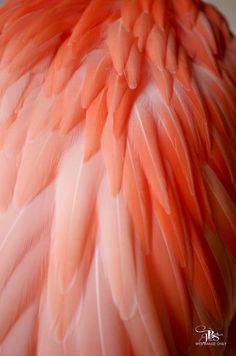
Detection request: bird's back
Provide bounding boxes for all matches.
[0,0,235,355]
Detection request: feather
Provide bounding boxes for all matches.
[80,52,111,109]
[48,136,103,338]
[172,81,203,158]
[45,93,65,131]
[94,251,131,356]
[0,8,68,61]
[0,236,49,342]
[151,216,192,353]
[84,87,108,160]
[131,105,170,213]
[146,24,167,70]
[133,12,153,52]
[139,0,151,13]
[113,86,137,136]
[0,152,17,211]
[52,136,102,289]
[125,43,142,90]
[59,68,86,134]
[172,0,198,29]
[195,11,218,55]
[107,19,133,76]
[179,24,220,76]
[8,35,60,81]
[203,164,236,259]
[152,162,191,269]
[97,176,136,320]
[0,72,30,124]
[107,71,127,115]
[0,184,54,293]
[71,26,102,58]
[153,68,173,103]
[151,0,166,30]
[176,46,191,89]
[124,241,172,356]
[101,116,126,195]
[157,103,202,223]
[183,76,212,153]
[4,78,45,153]
[45,26,102,96]
[42,38,78,96]
[196,66,236,143]
[28,94,55,138]
[60,250,130,356]
[69,0,112,40]
[13,132,63,206]
[121,0,141,32]
[188,217,226,325]
[204,226,235,317]
[47,218,96,340]
[203,3,230,42]
[123,142,151,253]
[209,127,236,195]
[95,252,107,356]
[1,301,38,356]
[190,157,214,228]
[36,289,67,356]
[206,96,232,141]
[165,28,178,73]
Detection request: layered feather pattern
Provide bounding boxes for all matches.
[0,0,236,355]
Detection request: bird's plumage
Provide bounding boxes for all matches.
[0,0,235,355]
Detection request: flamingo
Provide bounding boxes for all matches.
[0,0,235,355]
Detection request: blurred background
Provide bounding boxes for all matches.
[0,0,235,32]
[208,0,236,33]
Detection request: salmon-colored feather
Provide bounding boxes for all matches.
[0,186,53,299]
[123,142,151,253]
[153,68,173,103]
[157,104,195,195]
[80,52,110,109]
[0,152,16,211]
[58,68,86,133]
[48,137,102,338]
[195,11,218,55]
[0,72,30,124]
[14,132,63,206]
[151,0,166,30]
[84,87,108,160]
[125,241,172,356]
[52,137,102,292]
[125,43,142,90]
[107,71,127,114]
[107,20,133,76]
[98,177,136,320]
[113,86,137,136]
[131,105,170,213]
[165,28,178,73]
[151,217,192,353]
[133,12,153,52]
[121,0,141,32]
[101,116,126,195]
[173,82,203,157]
[146,24,167,70]
[176,46,192,88]
[69,0,113,40]
[203,164,236,258]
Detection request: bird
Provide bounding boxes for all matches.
[0,0,235,355]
